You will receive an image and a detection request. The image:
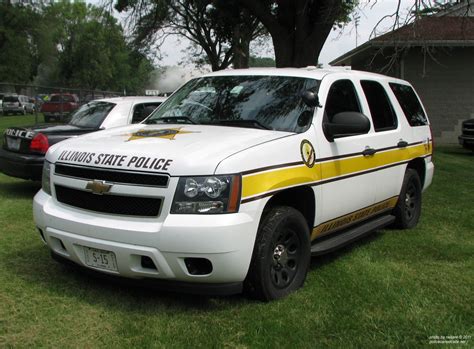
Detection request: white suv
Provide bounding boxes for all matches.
[33,68,434,301]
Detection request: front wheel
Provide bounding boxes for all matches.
[245,206,311,301]
[392,169,422,229]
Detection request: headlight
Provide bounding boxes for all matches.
[171,175,241,214]
[42,160,52,195]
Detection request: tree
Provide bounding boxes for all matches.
[116,0,266,70]
[0,3,42,88]
[237,0,356,67]
[39,2,153,93]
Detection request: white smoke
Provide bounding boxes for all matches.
[149,65,211,94]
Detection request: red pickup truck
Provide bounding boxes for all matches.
[40,93,79,122]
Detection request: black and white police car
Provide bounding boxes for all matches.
[0,96,166,180]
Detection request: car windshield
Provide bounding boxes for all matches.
[145,75,320,133]
[68,101,116,128]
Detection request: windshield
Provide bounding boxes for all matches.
[145,75,320,133]
[68,101,116,128]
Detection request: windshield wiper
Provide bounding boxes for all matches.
[148,116,196,125]
[210,119,271,130]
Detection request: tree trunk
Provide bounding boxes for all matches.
[232,23,251,69]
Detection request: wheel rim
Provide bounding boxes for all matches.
[270,228,301,289]
[404,180,419,221]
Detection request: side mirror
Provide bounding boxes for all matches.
[324,112,371,142]
[301,90,320,108]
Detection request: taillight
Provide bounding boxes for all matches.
[429,125,435,154]
[30,133,49,154]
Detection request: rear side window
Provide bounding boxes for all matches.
[132,102,162,123]
[361,80,397,132]
[324,80,361,121]
[389,83,428,126]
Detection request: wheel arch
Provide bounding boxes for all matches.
[262,186,315,233]
[406,157,426,187]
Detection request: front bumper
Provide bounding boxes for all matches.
[458,135,474,149]
[0,148,44,180]
[33,189,260,292]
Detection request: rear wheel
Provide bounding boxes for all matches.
[245,206,310,301]
[392,169,422,229]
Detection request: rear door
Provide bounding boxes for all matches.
[357,79,405,204]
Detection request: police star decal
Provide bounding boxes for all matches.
[126,128,197,141]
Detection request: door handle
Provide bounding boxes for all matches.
[397,140,408,148]
[362,147,377,157]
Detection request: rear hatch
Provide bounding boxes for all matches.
[3,96,20,109]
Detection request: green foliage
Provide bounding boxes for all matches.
[0,4,41,85]
[249,56,275,67]
[0,2,153,94]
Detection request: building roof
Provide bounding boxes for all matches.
[330,17,474,66]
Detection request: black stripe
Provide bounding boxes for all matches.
[241,161,304,175]
[241,141,426,176]
[241,159,411,204]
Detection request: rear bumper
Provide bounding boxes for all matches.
[458,135,474,149]
[0,148,44,180]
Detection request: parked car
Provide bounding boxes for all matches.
[33,68,434,300]
[0,96,166,180]
[458,119,474,151]
[40,93,80,122]
[0,93,4,115]
[2,94,35,115]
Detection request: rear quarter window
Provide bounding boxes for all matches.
[360,80,398,132]
[389,83,428,126]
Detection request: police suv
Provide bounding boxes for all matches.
[33,68,434,301]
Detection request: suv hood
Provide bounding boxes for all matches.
[47,124,291,175]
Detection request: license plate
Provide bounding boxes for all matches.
[83,246,118,272]
[6,137,21,151]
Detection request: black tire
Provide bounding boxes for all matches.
[244,206,311,301]
[392,169,422,229]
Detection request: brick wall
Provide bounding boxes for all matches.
[403,47,474,143]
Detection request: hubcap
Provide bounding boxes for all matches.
[405,181,418,220]
[270,229,301,289]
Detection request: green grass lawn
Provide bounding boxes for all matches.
[0,114,45,135]
[0,122,472,347]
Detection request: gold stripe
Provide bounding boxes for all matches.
[310,196,399,241]
[242,143,431,200]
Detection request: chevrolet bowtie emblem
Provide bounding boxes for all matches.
[85,180,112,195]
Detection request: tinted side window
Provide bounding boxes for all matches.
[132,102,162,123]
[324,80,361,121]
[361,80,397,132]
[389,83,428,126]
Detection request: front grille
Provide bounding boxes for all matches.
[55,185,162,216]
[55,164,169,187]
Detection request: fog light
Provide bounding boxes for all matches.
[184,258,213,275]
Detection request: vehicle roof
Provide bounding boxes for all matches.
[202,67,409,85]
[94,96,167,104]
